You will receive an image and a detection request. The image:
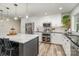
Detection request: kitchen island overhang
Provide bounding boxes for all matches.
[0,34,39,56]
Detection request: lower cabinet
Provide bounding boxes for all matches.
[19,37,39,56]
[51,33,71,56]
[71,43,79,56]
[70,36,79,56]
[9,37,39,56]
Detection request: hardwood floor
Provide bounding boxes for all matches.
[38,42,66,56]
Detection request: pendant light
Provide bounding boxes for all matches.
[26,3,29,19]
[6,7,10,21]
[0,10,4,22]
[14,4,18,20]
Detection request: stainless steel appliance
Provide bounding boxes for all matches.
[42,23,51,42]
[25,23,34,34]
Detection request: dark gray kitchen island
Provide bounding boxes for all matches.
[0,34,39,56]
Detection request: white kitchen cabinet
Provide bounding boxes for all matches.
[51,33,64,44]
[62,35,71,56]
[51,33,71,56]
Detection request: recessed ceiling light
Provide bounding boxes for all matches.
[59,7,63,10]
[26,16,29,19]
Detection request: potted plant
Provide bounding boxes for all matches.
[61,15,71,31]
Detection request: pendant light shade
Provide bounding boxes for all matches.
[0,10,4,22]
[6,7,10,21]
[14,4,18,20]
[26,3,29,19]
[14,17,18,20]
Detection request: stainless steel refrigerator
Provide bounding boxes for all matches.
[25,23,34,34]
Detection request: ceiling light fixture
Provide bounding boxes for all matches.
[6,7,10,21]
[14,4,18,20]
[59,7,63,10]
[14,17,18,20]
[25,3,29,19]
[26,15,28,19]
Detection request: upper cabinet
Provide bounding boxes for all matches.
[74,14,79,32]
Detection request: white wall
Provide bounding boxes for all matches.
[71,5,79,31]
[21,14,62,33]
[0,17,21,34]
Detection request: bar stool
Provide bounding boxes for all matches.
[0,38,5,56]
[3,38,15,56]
[0,46,2,56]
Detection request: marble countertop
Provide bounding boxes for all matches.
[34,31,66,34]
[71,32,79,35]
[34,31,79,35]
[0,34,38,44]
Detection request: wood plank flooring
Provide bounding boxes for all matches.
[38,42,66,56]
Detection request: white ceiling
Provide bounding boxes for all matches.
[0,3,78,17]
